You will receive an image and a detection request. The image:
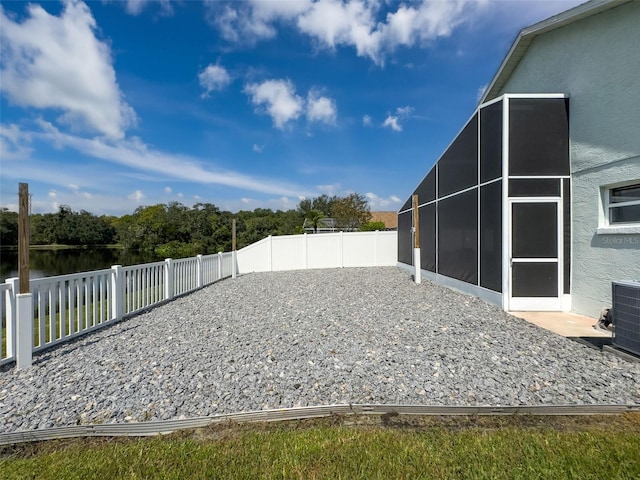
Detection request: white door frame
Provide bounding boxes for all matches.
[507,198,563,311]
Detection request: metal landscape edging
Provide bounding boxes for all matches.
[2,403,639,446]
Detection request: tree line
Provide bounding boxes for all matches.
[0,193,386,258]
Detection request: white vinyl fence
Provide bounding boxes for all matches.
[1,231,397,369]
[236,230,397,273]
[1,253,235,368]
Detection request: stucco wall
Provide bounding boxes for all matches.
[498,2,640,317]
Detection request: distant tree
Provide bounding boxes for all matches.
[27,206,116,245]
[360,221,386,231]
[0,208,18,245]
[297,194,337,217]
[331,193,371,230]
[277,209,305,235]
[30,213,56,244]
[305,209,326,234]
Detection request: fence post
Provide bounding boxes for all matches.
[5,277,18,358]
[111,265,123,321]
[16,293,33,370]
[303,233,308,270]
[218,252,223,280]
[375,230,379,266]
[165,259,174,301]
[232,251,237,279]
[340,231,344,268]
[197,255,203,288]
[268,235,273,272]
[412,194,421,285]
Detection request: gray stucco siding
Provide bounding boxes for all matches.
[572,157,640,317]
[497,1,640,317]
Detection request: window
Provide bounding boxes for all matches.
[599,182,640,234]
[608,183,640,225]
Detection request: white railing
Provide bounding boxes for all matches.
[120,261,166,317]
[1,253,235,368]
[236,230,397,273]
[31,268,113,354]
[1,280,16,363]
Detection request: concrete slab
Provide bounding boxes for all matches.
[509,311,611,338]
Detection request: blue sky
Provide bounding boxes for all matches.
[0,0,584,216]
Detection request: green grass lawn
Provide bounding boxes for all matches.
[2,414,639,479]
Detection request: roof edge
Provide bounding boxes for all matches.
[479,0,631,104]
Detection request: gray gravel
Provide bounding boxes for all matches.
[1,267,639,433]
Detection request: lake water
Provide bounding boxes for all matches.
[0,248,163,282]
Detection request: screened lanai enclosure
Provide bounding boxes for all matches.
[398,94,571,311]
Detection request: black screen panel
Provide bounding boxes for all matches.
[398,211,413,265]
[480,101,503,183]
[563,178,571,294]
[480,181,502,292]
[512,203,557,259]
[437,189,478,284]
[419,204,436,272]
[438,114,478,198]
[400,197,411,212]
[512,263,558,297]
[415,168,436,203]
[508,98,569,176]
[508,178,560,197]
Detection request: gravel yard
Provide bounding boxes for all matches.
[1,267,639,433]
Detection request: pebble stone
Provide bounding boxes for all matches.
[1,267,639,433]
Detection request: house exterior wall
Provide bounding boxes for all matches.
[496,2,640,317]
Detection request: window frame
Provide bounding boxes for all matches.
[598,180,640,234]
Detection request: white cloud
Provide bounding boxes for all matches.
[381,105,414,131]
[206,0,310,44]
[381,1,472,50]
[0,1,137,139]
[241,197,251,204]
[476,83,488,102]
[0,123,33,160]
[164,186,172,194]
[253,144,264,153]
[306,91,337,125]
[362,115,372,126]
[207,4,276,44]
[316,183,339,195]
[244,79,337,129]
[48,190,57,198]
[296,0,382,62]
[123,0,174,16]
[63,183,93,200]
[396,105,414,117]
[208,0,487,66]
[365,192,402,209]
[33,120,309,197]
[244,79,304,129]
[128,190,145,203]
[383,115,402,132]
[199,64,232,96]
[177,192,184,198]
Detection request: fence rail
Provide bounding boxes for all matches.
[1,253,235,368]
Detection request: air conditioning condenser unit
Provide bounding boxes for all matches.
[612,281,640,356]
